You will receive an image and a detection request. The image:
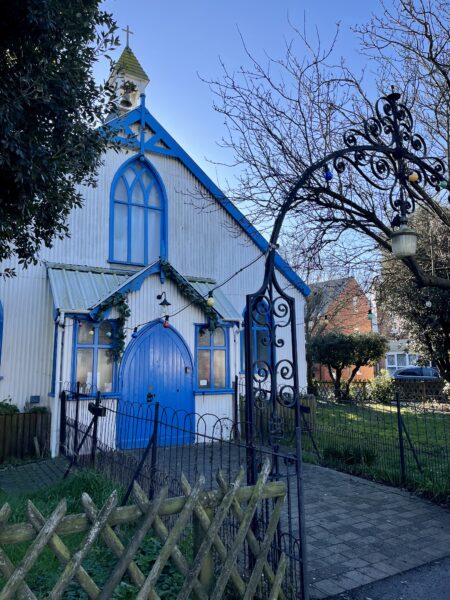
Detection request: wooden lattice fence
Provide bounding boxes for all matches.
[0,458,288,599]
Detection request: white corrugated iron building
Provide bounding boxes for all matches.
[0,46,309,455]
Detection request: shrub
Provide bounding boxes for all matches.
[367,369,395,404]
[26,406,49,414]
[0,400,19,414]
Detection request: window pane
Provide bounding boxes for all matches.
[213,350,226,388]
[114,203,128,262]
[148,209,161,263]
[256,328,270,364]
[114,177,128,201]
[408,354,418,366]
[213,327,225,346]
[77,322,94,344]
[97,349,113,392]
[387,354,396,366]
[123,166,136,186]
[76,349,93,391]
[131,206,145,263]
[198,328,210,346]
[131,179,145,204]
[198,350,210,387]
[98,321,114,345]
[397,353,407,367]
[142,171,153,193]
[149,184,161,207]
[387,367,396,377]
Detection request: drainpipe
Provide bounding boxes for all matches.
[50,310,65,457]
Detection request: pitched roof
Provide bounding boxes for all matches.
[115,46,149,81]
[104,102,310,297]
[308,277,352,315]
[47,263,132,313]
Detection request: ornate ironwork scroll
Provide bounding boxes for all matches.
[244,250,301,485]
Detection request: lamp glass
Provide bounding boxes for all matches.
[391,225,418,258]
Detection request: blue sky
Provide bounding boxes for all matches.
[99,0,383,187]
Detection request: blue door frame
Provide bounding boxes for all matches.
[117,321,194,448]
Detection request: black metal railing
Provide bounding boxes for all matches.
[60,389,305,598]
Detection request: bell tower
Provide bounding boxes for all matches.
[108,27,149,112]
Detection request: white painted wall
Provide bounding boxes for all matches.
[0,132,307,436]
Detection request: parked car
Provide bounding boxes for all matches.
[393,366,441,380]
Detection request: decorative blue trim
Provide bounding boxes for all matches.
[109,155,168,267]
[89,261,161,317]
[194,323,231,392]
[104,105,310,297]
[71,317,118,393]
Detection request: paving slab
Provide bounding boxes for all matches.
[0,457,68,495]
[304,464,450,598]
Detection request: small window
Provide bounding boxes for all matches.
[73,320,116,393]
[196,326,230,391]
[240,302,273,372]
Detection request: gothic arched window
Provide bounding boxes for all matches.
[110,157,166,265]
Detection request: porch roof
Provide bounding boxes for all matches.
[47,263,132,313]
[186,277,242,322]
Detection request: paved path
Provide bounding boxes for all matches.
[0,457,68,495]
[328,556,450,600]
[1,453,449,600]
[304,464,450,599]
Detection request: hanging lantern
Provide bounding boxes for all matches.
[206,291,215,307]
[391,224,418,258]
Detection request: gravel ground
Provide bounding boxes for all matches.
[328,555,450,600]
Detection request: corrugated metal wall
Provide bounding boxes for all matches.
[0,142,307,413]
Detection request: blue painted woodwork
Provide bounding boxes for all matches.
[194,324,232,393]
[109,156,168,267]
[71,318,117,393]
[0,301,3,364]
[118,321,194,448]
[104,100,310,297]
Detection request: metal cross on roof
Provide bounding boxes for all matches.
[122,25,134,47]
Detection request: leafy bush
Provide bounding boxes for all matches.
[26,406,49,414]
[367,370,395,404]
[323,444,376,466]
[0,400,19,414]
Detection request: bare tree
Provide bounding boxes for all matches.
[206,0,450,290]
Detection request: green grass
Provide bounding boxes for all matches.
[0,470,188,598]
[301,400,450,503]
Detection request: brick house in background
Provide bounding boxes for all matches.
[307,276,376,382]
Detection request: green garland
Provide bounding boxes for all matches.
[160,260,219,330]
[96,293,131,361]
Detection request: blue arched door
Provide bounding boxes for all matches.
[117,322,194,448]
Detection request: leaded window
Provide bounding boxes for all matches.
[196,326,230,391]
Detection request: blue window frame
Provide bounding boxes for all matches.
[72,319,117,394]
[109,157,167,266]
[195,325,231,392]
[0,301,3,364]
[240,303,273,372]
